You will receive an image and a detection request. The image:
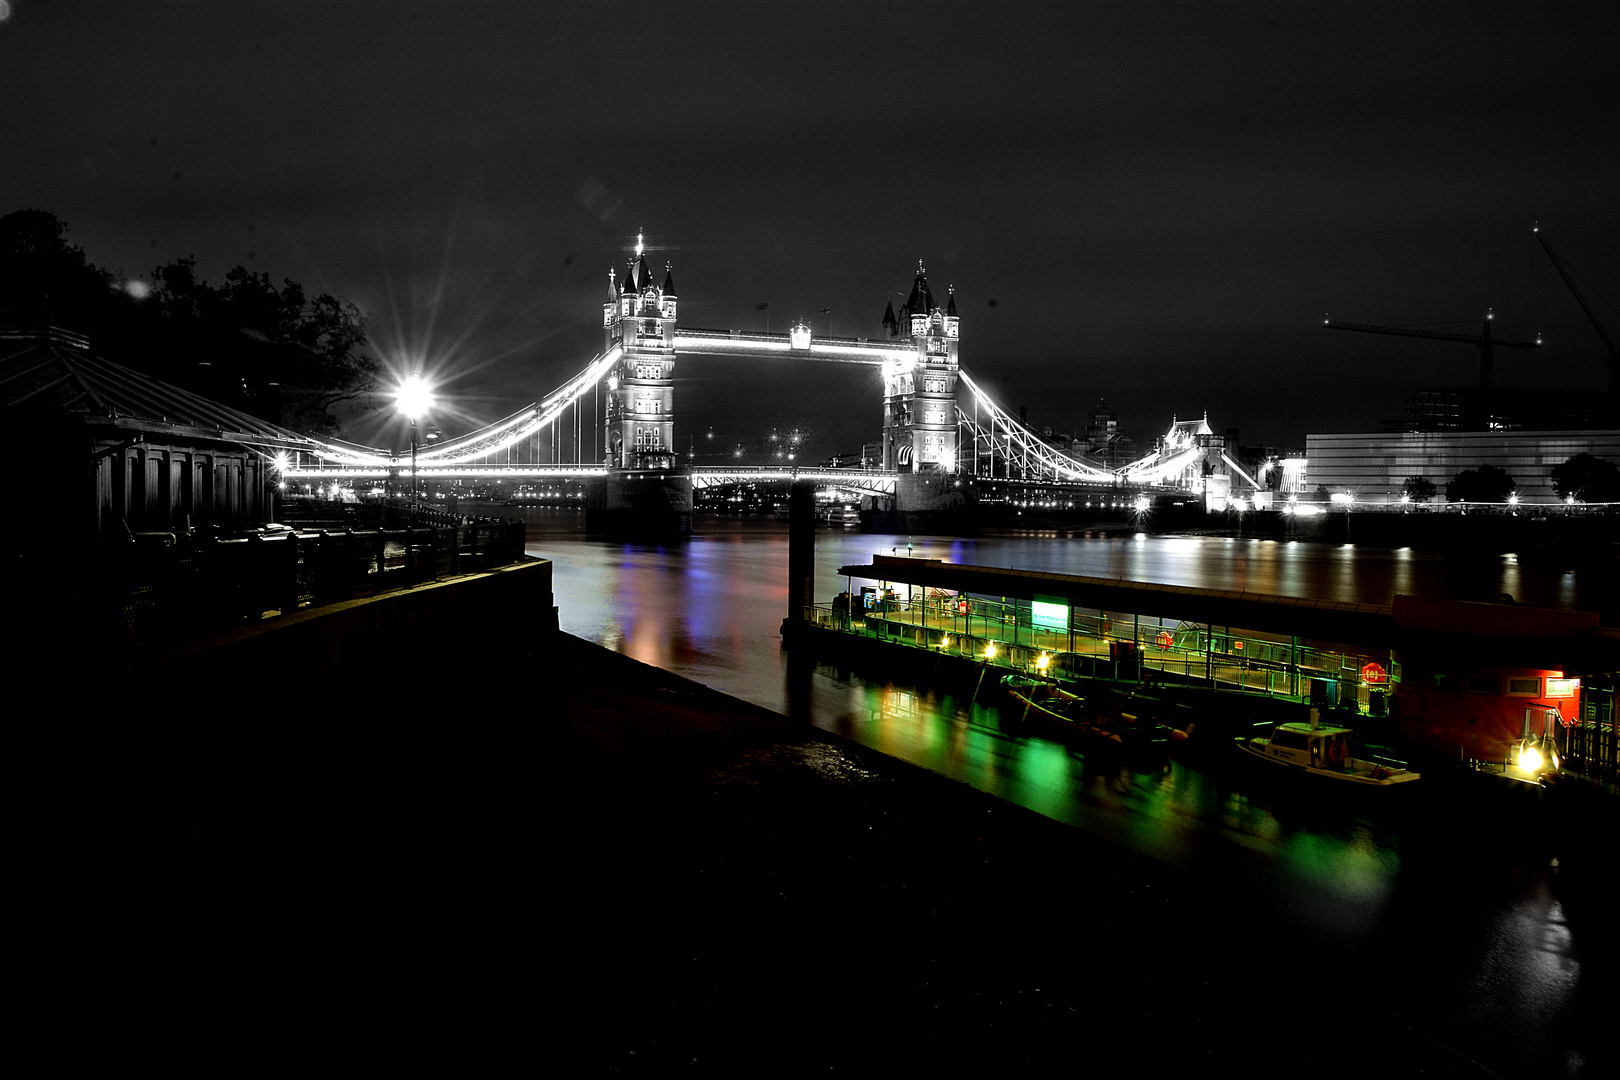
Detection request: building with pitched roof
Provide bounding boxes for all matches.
[1,325,313,547]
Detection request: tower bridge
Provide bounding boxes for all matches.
[283,234,1258,528]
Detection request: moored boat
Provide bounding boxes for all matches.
[1002,676,1186,767]
[1237,713,1419,786]
[1002,676,1124,746]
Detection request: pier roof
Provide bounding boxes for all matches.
[837,556,1393,644]
[2,326,312,450]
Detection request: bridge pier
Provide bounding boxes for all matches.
[866,471,978,535]
[786,480,815,625]
[584,468,693,538]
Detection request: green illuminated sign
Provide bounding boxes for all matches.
[1031,596,1068,631]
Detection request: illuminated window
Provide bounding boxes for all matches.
[1506,677,1540,697]
[1546,679,1577,698]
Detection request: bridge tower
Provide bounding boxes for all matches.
[602,233,677,470]
[591,232,691,536]
[881,261,960,473]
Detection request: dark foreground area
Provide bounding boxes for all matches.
[79,632,1609,1076]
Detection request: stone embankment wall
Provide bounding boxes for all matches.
[124,557,556,692]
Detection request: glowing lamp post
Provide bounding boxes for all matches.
[396,372,435,512]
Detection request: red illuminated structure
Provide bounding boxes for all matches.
[1389,596,1603,770]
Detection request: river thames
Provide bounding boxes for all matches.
[529,511,1613,1077]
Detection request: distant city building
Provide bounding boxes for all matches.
[1039,425,1075,452]
[1305,429,1620,504]
[1234,444,1301,494]
[1378,386,1612,433]
[1085,399,1118,447]
[1156,414,1228,490]
[1078,399,1138,471]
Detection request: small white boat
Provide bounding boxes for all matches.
[1237,714,1419,786]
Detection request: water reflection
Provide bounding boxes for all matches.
[537,523,1603,871]
[801,650,1408,938]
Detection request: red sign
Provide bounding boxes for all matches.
[1361,661,1388,685]
[959,599,968,613]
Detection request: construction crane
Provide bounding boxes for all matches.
[1322,313,1541,423]
[1533,225,1618,402]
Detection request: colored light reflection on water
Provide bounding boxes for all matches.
[531,515,1603,1076]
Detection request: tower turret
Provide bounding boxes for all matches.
[602,231,677,469]
[881,261,961,473]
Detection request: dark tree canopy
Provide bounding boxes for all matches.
[1550,453,1620,503]
[2,209,379,435]
[1401,475,1437,503]
[1446,464,1517,503]
[0,209,112,332]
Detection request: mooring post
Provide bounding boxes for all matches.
[785,479,815,628]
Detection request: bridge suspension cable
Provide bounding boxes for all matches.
[298,345,621,469]
[420,344,621,465]
[954,369,1114,482]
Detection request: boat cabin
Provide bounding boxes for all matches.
[1262,721,1355,771]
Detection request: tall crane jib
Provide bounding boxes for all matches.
[1322,313,1542,427]
[1534,225,1619,403]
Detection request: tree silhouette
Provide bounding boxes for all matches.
[2,209,379,435]
[1401,476,1437,503]
[0,209,112,330]
[1446,464,1516,503]
[1550,453,1620,503]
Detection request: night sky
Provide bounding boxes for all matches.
[4,1,1616,456]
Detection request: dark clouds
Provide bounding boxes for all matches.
[3,1,1615,453]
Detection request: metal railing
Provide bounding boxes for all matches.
[809,595,1386,708]
[1559,688,1618,788]
[113,513,527,644]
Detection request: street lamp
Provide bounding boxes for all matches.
[396,372,435,512]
